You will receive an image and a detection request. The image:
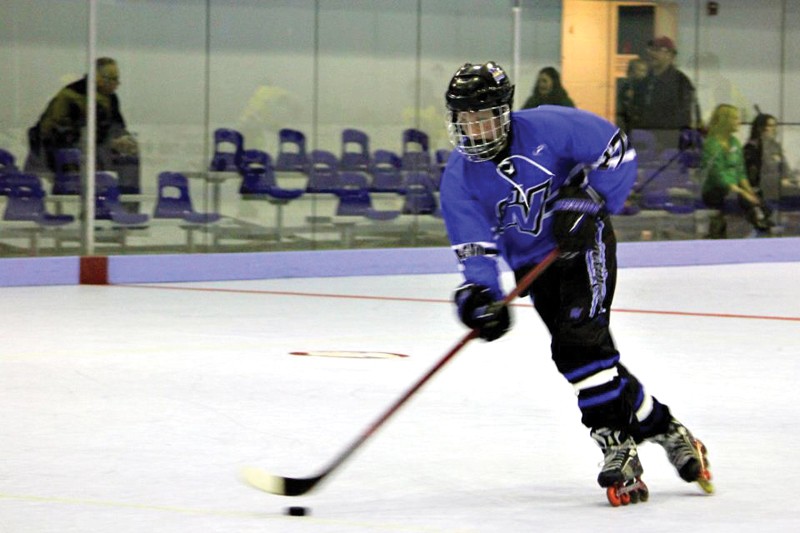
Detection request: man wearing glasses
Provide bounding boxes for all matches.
[25,57,140,196]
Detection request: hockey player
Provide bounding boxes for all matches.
[440,61,712,505]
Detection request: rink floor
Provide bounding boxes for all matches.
[1,261,799,532]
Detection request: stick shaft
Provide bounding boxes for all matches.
[309,249,559,480]
[247,248,560,496]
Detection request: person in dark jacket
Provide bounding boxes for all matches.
[521,66,575,109]
[25,57,140,194]
[633,37,699,152]
[744,113,798,203]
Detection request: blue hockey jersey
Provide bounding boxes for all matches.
[439,105,637,298]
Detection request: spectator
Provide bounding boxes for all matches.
[635,36,698,151]
[701,104,771,238]
[744,113,799,203]
[521,67,575,109]
[25,57,140,194]
[616,58,648,134]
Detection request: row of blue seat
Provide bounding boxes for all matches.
[0,171,219,227]
[2,143,441,227]
[210,127,450,182]
[1,166,442,232]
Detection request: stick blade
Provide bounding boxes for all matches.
[240,466,322,496]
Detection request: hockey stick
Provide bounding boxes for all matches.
[241,248,560,497]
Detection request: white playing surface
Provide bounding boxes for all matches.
[1,262,798,532]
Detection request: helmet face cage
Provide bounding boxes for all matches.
[444,62,514,162]
[447,105,511,162]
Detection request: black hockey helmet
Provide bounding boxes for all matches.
[445,61,515,112]
[445,61,514,162]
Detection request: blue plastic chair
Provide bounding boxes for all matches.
[368,150,404,193]
[238,149,304,201]
[335,173,372,216]
[0,149,17,195]
[2,173,74,225]
[639,166,697,215]
[209,128,244,172]
[95,172,149,225]
[275,128,309,172]
[401,128,431,171]
[306,150,340,193]
[335,172,401,221]
[402,172,439,215]
[0,148,18,175]
[340,129,370,171]
[154,172,221,224]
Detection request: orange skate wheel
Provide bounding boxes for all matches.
[606,486,622,507]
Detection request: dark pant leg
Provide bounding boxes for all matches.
[110,154,141,213]
[523,217,670,441]
[702,188,728,239]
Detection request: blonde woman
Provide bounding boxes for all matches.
[701,104,771,238]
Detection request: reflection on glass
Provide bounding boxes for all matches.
[0,0,799,258]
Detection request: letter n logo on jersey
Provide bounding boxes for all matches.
[496,181,551,236]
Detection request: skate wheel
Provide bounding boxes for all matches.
[606,486,622,507]
[636,477,649,502]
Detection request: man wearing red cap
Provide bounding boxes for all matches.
[634,36,698,150]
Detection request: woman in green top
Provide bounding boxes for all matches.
[701,104,771,238]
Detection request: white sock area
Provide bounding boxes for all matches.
[572,366,619,394]
[635,390,655,422]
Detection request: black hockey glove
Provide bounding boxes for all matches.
[454,284,510,342]
[551,186,606,255]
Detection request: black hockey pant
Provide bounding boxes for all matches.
[519,218,671,442]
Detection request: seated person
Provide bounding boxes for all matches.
[744,112,799,203]
[25,57,140,194]
[701,104,771,238]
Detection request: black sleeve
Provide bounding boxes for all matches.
[743,141,761,187]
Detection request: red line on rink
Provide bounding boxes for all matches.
[122,284,448,304]
[611,308,800,322]
[119,284,800,322]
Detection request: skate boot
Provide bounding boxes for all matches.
[648,417,714,493]
[591,428,649,506]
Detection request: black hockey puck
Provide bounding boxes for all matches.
[285,506,309,516]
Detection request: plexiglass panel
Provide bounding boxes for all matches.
[1,0,799,257]
[0,1,89,255]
